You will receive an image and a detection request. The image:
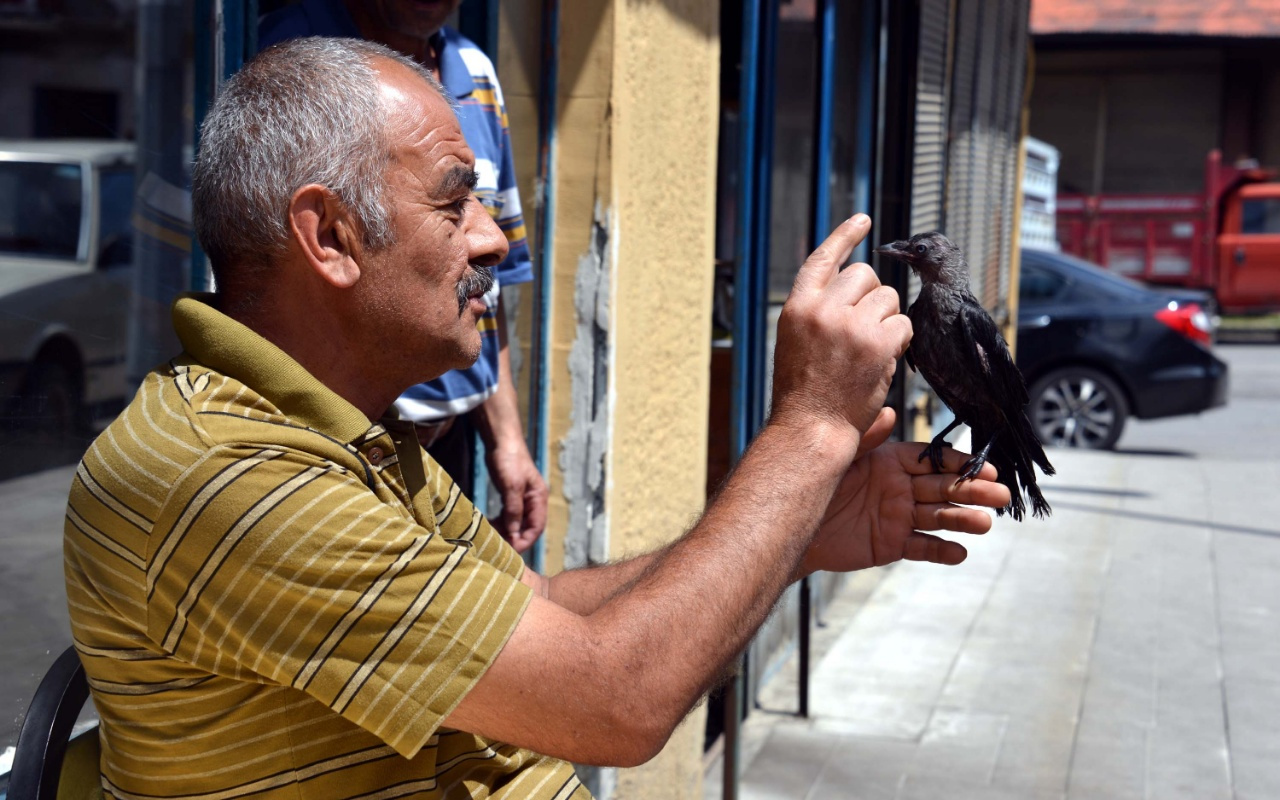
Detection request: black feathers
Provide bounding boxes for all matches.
[875,231,1054,521]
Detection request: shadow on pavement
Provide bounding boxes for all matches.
[1110,447,1196,459]
[1051,500,1280,539]
[1041,485,1152,499]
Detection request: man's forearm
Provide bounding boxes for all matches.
[529,550,663,615]
[488,416,860,764]
[578,418,858,715]
[530,414,854,618]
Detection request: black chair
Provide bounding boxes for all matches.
[9,645,99,800]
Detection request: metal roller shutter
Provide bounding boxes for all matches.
[910,0,953,238]
[945,0,1028,319]
[907,0,954,303]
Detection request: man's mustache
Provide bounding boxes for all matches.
[456,263,496,314]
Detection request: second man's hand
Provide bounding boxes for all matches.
[487,439,548,554]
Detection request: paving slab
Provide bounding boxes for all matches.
[710,441,1280,800]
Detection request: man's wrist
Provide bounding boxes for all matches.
[473,395,520,448]
[764,408,863,466]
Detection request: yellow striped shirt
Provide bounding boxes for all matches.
[64,294,587,800]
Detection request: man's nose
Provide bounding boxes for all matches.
[467,200,509,268]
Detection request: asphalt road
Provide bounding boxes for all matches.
[1,342,1276,762]
[1117,342,1280,460]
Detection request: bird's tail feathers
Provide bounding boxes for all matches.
[976,420,1051,522]
[1027,481,1052,520]
[1012,410,1055,476]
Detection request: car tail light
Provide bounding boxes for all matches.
[1155,301,1213,346]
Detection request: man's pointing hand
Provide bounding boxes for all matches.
[771,214,913,442]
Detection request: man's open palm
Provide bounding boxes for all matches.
[800,440,1011,577]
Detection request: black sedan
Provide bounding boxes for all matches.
[1016,248,1229,450]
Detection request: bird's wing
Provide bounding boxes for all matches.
[904,343,917,372]
[957,296,1029,406]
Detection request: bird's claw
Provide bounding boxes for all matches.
[917,439,951,474]
[960,454,986,480]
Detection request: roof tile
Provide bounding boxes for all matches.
[1032,0,1280,37]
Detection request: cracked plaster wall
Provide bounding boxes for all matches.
[502,0,719,796]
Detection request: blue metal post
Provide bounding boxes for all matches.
[528,0,560,575]
[725,0,778,794]
[129,0,193,389]
[852,0,879,265]
[798,0,838,722]
[811,0,837,248]
[734,0,778,453]
[191,0,214,291]
[191,0,257,291]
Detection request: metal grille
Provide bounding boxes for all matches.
[944,0,1029,319]
[910,0,953,234]
[907,0,955,301]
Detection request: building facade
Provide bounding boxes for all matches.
[1030,0,1280,195]
[0,0,1031,796]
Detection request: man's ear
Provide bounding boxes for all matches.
[288,184,363,289]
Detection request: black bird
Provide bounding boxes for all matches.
[875,231,1053,520]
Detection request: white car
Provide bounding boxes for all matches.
[0,140,135,434]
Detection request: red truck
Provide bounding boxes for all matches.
[1056,150,1280,313]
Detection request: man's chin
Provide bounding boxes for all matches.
[408,335,482,385]
[453,332,484,370]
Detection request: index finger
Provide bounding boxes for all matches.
[790,214,872,294]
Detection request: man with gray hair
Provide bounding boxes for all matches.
[64,37,1007,798]
[260,0,548,556]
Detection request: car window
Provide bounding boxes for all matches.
[0,161,84,259]
[97,167,135,267]
[1022,248,1152,302]
[1062,278,1126,305]
[1019,263,1068,303]
[1241,198,1280,234]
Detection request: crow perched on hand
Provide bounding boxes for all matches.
[875,231,1053,520]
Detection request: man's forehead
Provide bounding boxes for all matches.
[373,60,476,189]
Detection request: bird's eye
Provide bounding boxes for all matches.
[914,244,927,254]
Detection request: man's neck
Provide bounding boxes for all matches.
[224,294,397,423]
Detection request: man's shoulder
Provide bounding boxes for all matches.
[113,360,360,470]
[442,27,501,86]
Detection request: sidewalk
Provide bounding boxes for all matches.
[706,446,1280,800]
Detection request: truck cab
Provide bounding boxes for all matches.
[1216,182,1280,312]
[0,140,136,434]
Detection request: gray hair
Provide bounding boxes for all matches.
[192,36,447,288]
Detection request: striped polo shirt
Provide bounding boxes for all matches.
[64,294,586,799]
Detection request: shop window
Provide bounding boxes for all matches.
[0,2,193,756]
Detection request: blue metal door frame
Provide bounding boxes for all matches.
[721,0,882,795]
[721,1,776,788]
[192,0,258,291]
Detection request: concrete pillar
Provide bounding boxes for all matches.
[499,0,720,796]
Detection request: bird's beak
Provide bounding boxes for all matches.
[873,240,911,260]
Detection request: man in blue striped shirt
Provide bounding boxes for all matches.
[260,0,546,554]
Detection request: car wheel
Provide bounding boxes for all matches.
[23,360,84,436]
[1028,367,1128,450]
